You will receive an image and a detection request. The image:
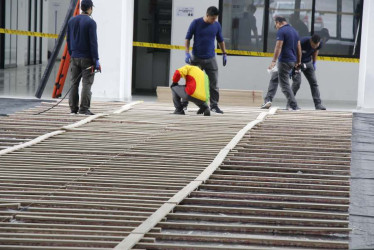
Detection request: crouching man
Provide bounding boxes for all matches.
[171,65,210,116]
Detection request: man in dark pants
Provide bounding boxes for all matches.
[290,34,326,110]
[185,6,227,114]
[67,0,100,115]
[261,16,301,111]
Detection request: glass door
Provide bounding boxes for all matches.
[4,0,18,68]
[0,0,4,69]
[27,0,43,65]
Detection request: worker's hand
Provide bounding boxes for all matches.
[170,82,179,88]
[95,60,101,72]
[313,62,316,71]
[223,53,227,67]
[268,61,276,70]
[185,53,192,64]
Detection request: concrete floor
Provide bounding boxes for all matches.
[0,64,357,112]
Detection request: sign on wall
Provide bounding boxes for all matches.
[177,7,194,17]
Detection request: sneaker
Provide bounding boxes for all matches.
[315,104,326,110]
[211,106,224,114]
[78,110,95,115]
[261,101,272,109]
[288,106,301,111]
[197,106,211,116]
[173,109,185,115]
[70,110,78,115]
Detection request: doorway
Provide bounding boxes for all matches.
[0,0,4,69]
[132,0,172,95]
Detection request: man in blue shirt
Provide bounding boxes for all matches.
[67,0,100,115]
[290,34,326,110]
[184,6,227,114]
[262,16,301,111]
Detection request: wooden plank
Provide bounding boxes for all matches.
[157,87,263,106]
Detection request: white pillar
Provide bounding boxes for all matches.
[357,0,374,111]
[92,0,134,101]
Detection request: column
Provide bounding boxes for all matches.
[350,1,374,249]
[357,0,374,110]
[92,0,134,101]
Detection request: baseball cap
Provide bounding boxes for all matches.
[81,0,94,8]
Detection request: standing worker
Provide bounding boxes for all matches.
[261,16,301,111]
[67,0,101,115]
[290,34,326,110]
[185,6,227,114]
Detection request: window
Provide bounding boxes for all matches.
[267,0,313,52]
[315,0,362,56]
[221,0,265,52]
[220,0,363,58]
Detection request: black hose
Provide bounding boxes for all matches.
[34,67,98,115]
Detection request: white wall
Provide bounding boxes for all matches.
[170,0,359,104]
[92,0,134,101]
[357,0,374,110]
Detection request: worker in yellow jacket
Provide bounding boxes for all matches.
[171,65,210,116]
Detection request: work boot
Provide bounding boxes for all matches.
[79,109,95,115]
[288,106,301,111]
[261,101,272,109]
[173,109,185,115]
[211,106,224,114]
[197,105,210,116]
[70,108,78,114]
[315,104,326,110]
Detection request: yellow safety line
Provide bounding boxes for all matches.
[0,28,58,39]
[0,28,359,63]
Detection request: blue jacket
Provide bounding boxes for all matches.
[67,15,99,61]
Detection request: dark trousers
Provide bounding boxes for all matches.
[264,62,298,109]
[172,85,208,110]
[69,58,95,112]
[190,56,219,108]
[292,61,322,106]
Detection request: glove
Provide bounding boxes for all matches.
[223,53,227,66]
[313,62,316,71]
[95,60,101,72]
[185,52,192,64]
[170,82,179,88]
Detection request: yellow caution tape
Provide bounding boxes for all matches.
[133,41,359,63]
[0,28,58,39]
[1,28,359,63]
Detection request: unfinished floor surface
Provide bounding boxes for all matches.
[0,102,352,249]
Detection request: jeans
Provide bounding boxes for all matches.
[292,60,322,106]
[172,85,207,110]
[264,62,298,109]
[191,56,219,108]
[69,58,95,112]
